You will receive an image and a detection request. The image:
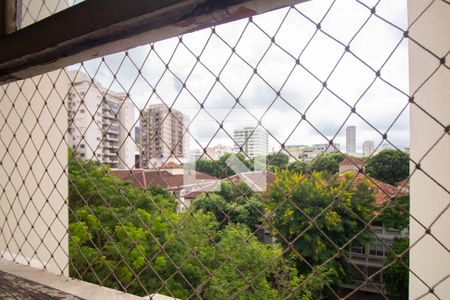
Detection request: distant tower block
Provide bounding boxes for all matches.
[346,126,356,154]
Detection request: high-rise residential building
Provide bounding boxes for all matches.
[233,127,268,158]
[139,104,189,168]
[346,125,356,154]
[67,72,135,169]
[362,140,375,157]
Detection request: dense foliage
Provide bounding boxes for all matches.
[69,150,409,299]
[265,152,290,171]
[193,153,253,178]
[365,149,409,185]
[310,152,345,174]
[383,238,409,300]
[288,161,309,174]
[378,195,410,229]
[69,155,327,299]
[269,170,376,283]
[192,182,264,231]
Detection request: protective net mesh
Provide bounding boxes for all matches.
[19,0,83,28]
[1,0,449,299]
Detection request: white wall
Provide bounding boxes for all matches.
[408,0,450,298]
[0,0,70,276]
[0,72,70,276]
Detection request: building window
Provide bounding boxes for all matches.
[80,144,85,149]
[368,267,383,283]
[369,239,385,257]
[350,242,365,255]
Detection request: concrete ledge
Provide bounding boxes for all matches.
[0,258,176,300]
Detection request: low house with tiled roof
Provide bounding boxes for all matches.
[111,167,219,213]
[339,156,365,173]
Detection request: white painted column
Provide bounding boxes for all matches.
[0,0,70,276]
[408,0,450,299]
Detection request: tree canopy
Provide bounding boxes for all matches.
[265,152,290,171]
[68,153,328,299]
[269,170,376,283]
[193,153,252,178]
[377,195,410,229]
[310,152,345,174]
[288,161,309,174]
[383,238,409,300]
[365,149,409,185]
[191,181,264,231]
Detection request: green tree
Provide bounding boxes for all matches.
[383,238,409,299]
[192,153,253,178]
[69,153,332,299]
[365,149,409,185]
[269,170,376,283]
[378,195,410,229]
[69,154,178,295]
[310,152,345,174]
[288,161,309,174]
[192,182,264,231]
[266,152,290,171]
[194,159,218,177]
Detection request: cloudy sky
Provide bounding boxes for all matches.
[70,0,410,154]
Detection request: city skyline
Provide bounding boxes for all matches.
[68,0,410,155]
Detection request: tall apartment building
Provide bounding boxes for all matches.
[139,104,189,168]
[346,125,356,154]
[233,127,269,158]
[67,72,135,169]
[362,140,375,157]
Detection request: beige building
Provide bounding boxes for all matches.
[67,72,135,169]
[362,140,375,157]
[139,104,189,168]
[346,125,356,154]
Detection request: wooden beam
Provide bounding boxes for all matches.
[0,0,17,35]
[0,0,306,84]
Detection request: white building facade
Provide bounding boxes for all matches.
[346,125,356,154]
[233,127,269,158]
[362,140,375,157]
[67,72,135,169]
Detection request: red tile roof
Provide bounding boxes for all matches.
[111,169,217,191]
[111,169,147,189]
[339,172,401,206]
[339,156,365,167]
[161,161,183,169]
[396,178,410,194]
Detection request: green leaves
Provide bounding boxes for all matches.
[365,149,409,185]
[68,152,355,298]
[383,238,409,299]
[270,170,375,282]
[310,152,345,174]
